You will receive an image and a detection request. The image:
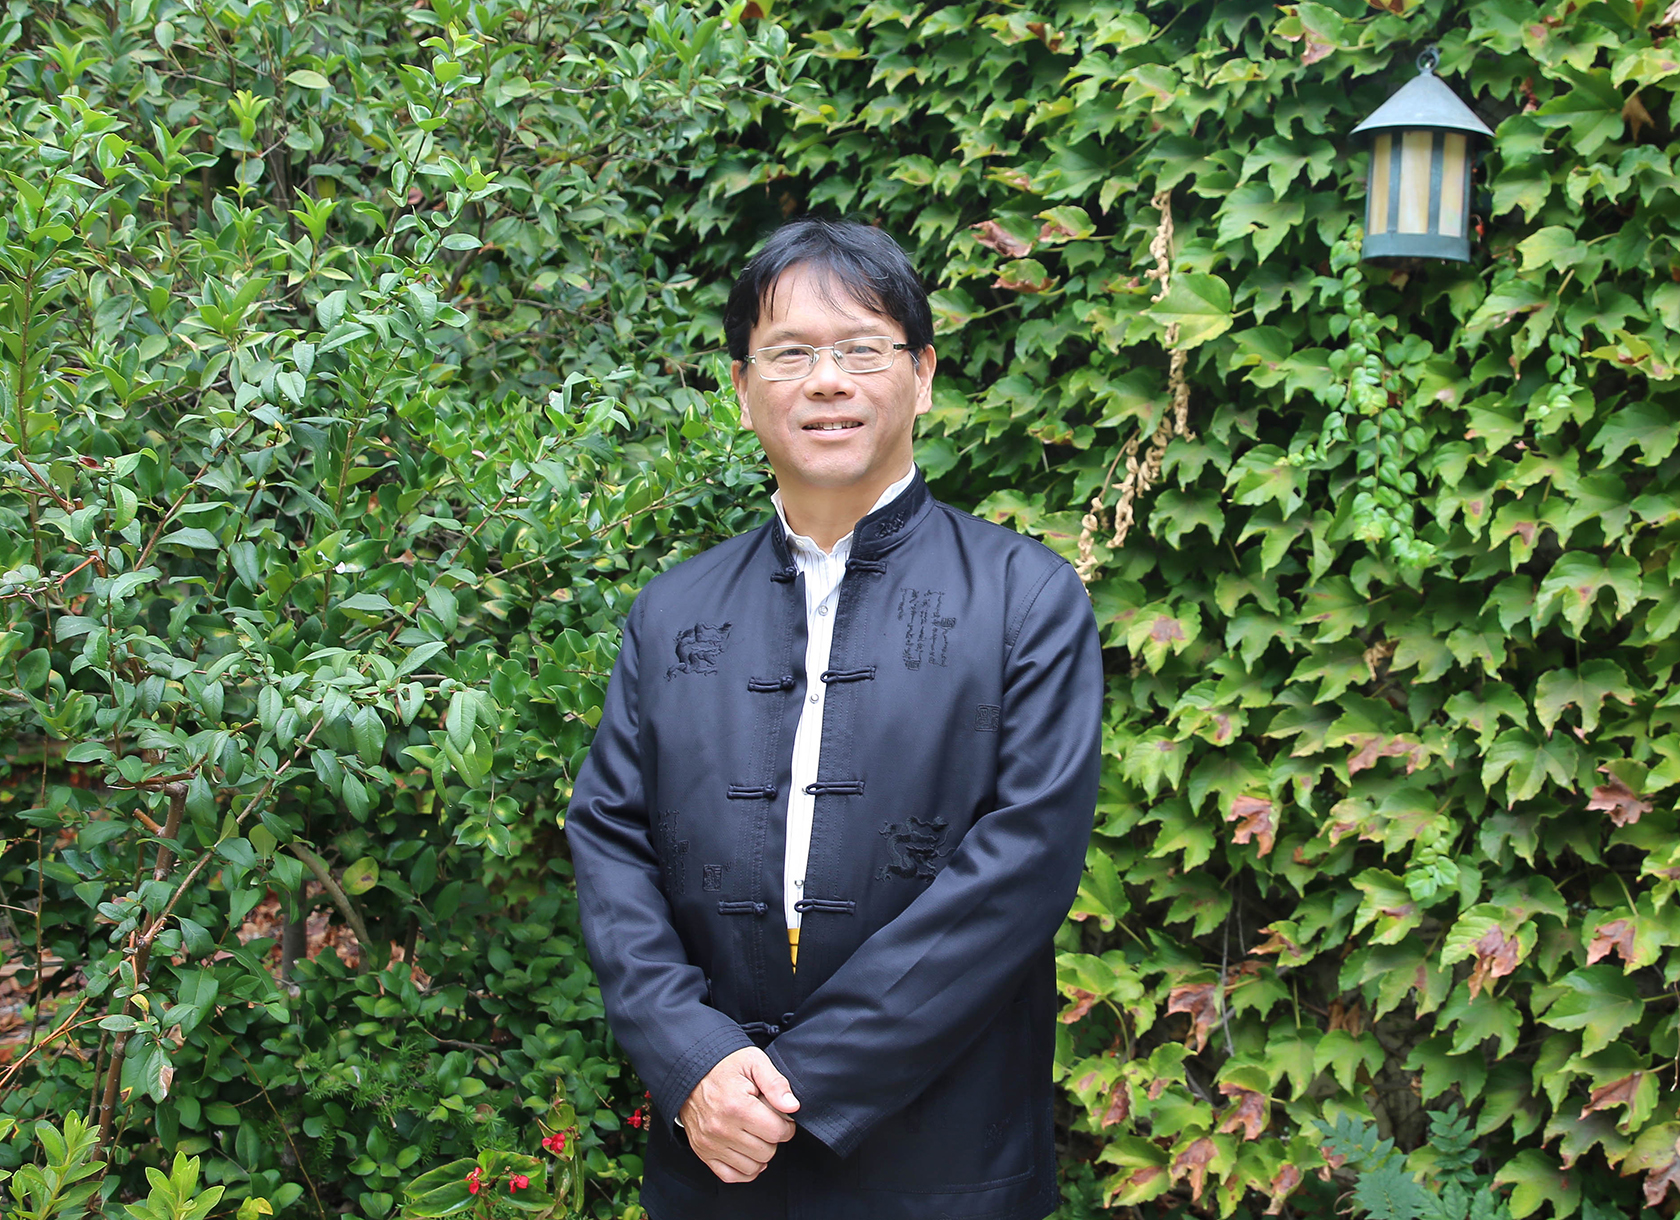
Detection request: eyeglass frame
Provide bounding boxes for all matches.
[742,335,916,382]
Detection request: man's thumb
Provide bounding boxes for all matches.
[745,1053,799,1113]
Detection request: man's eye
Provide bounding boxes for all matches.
[766,347,810,366]
[839,340,888,357]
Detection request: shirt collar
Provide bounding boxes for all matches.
[771,465,919,560]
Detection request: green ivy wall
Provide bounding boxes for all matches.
[3,0,1679,1218]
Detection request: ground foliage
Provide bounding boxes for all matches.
[5,0,1680,1218]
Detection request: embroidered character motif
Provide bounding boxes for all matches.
[896,589,954,670]
[876,815,953,882]
[975,704,1001,732]
[657,811,688,896]
[702,863,726,892]
[666,622,733,680]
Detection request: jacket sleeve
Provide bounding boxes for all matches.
[766,560,1103,1157]
[564,593,754,1132]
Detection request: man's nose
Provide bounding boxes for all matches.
[804,348,853,393]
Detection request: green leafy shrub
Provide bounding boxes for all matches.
[0,0,790,1215]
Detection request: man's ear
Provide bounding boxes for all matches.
[730,360,755,430]
[913,346,937,417]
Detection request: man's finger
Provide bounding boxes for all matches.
[742,1053,800,1114]
[712,1092,796,1146]
[706,1147,769,1182]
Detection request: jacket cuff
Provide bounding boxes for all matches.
[653,1023,756,1138]
[766,1046,863,1158]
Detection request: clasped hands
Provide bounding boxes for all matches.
[679,1047,800,1183]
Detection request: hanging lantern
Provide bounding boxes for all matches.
[1351,48,1493,262]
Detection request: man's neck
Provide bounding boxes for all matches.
[777,464,914,552]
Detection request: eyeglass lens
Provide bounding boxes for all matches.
[754,337,898,380]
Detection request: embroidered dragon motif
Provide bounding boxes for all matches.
[666,622,732,679]
[876,815,953,882]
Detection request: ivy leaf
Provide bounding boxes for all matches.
[1349,869,1420,945]
[1312,1029,1383,1093]
[1589,400,1680,466]
[1406,1035,1488,1104]
[1439,982,1522,1057]
[1623,1122,1680,1207]
[1146,273,1233,348]
[1494,1149,1581,1220]
[1226,446,1303,516]
[1482,730,1584,803]
[1534,553,1642,632]
[1213,182,1304,263]
[1518,226,1590,272]
[1533,661,1637,735]
[1121,729,1189,798]
[1443,906,1537,998]
[1539,966,1644,1056]
[1124,602,1202,670]
[1534,67,1627,157]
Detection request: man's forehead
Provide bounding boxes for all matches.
[755,264,892,334]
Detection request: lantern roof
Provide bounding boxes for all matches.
[1351,63,1493,140]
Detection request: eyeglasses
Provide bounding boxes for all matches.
[745,336,910,382]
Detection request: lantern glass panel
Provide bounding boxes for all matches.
[1437,132,1468,238]
[1398,130,1433,234]
[1367,133,1392,235]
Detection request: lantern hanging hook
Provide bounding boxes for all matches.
[1417,45,1440,75]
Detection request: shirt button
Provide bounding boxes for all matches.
[809,693,820,704]
[818,605,829,615]
[795,879,804,888]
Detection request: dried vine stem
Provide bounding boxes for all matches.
[1076,191,1196,584]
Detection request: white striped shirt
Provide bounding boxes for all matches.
[771,466,918,934]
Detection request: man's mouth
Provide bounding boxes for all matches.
[803,421,862,431]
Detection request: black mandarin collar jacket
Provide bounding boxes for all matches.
[565,471,1103,1220]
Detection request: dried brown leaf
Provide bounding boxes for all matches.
[1216,1084,1268,1141]
[1226,794,1276,857]
[1468,926,1520,999]
[1302,32,1335,65]
[1148,615,1186,643]
[1328,999,1366,1038]
[1173,1136,1218,1202]
[971,219,1032,259]
[1643,1134,1680,1207]
[1060,988,1099,1025]
[1588,769,1652,827]
[1582,1072,1643,1118]
[1587,918,1635,966]
[1166,980,1220,1053]
[1626,92,1654,143]
[1251,925,1302,959]
[992,269,1056,294]
[1024,21,1064,51]
[1345,734,1426,776]
[1100,1083,1130,1129]
[1265,1164,1304,1215]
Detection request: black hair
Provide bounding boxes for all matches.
[722,217,934,362]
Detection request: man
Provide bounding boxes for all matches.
[564,217,1102,1220]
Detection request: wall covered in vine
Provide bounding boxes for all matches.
[660,0,1680,1215]
[2,0,1678,1217]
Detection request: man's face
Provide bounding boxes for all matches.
[730,264,935,497]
